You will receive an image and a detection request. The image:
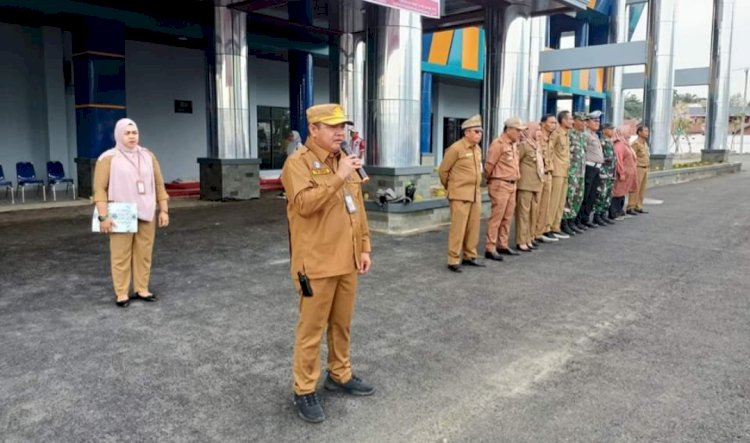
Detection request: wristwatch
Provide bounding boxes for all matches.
[98,214,110,222]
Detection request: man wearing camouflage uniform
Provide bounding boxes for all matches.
[562,113,587,234]
[593,123,617,226]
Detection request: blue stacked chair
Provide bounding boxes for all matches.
[47,161,76,201]
[0,164,14,204]
[16,162,46,203]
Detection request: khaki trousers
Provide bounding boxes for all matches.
[627,167,648,210]
[485,180,517,251]
[448,199,481,265]
[109,219,156,296]
[548,176,568,232]
[516,189,540,245]
[293,271,358,395]
[534,173,552,237]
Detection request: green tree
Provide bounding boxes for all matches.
[729,93,745,108]
[673,92,702,104]
[624,93,643,120]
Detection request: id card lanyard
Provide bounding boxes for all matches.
[120,148,146,195]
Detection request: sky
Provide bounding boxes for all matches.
[626,0,750,100]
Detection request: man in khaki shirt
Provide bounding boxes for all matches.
[281,103,374,424]
[439,114,486,272]
[627,125,651,214]
[547,110,573,239]
[484,117,525,258]
[534,114,558,243]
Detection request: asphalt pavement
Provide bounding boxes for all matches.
[0,170,748,442]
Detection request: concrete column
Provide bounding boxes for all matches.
[330,0,366,138]
[606,0,627,125]
[483,4,531,141]
[365,4,422,167]
[420,72,433,156]
[527,16,545,122]
[213,3,250,159]
[573,95,586,112]
[72,18,126,197]
[289,0,315,142]
[704,0,736,162]
[41,27,72,182]
[643,0,676,163]
[199,3,259,200]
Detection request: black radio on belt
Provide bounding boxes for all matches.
[298,272,313,297]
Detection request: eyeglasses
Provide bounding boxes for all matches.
[471,129,483,134]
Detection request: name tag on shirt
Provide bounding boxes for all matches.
[312,168,332,176]
[344,192,357,214]
[136,180,146,194]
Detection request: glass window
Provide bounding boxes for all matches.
[257,106,291,170]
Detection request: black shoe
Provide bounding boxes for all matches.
[115,298,130,308]
[447,264,462,273]
[484,250,504,261]
[461,258,486,267]
[324,373,375,396]
[604,214,616,224]
[497,248,520,256]
[532,240,541,247]
[584,221,598,228]
[636,208,649,214]
[134,292,157,302]
[627,209,638,215]
[561,221,576,236]
[576,222,588,231]
[294,392,325,423]
[569,222,584,234]
[593,214,607,226]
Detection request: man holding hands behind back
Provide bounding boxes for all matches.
[281,104,374,424]
[439,115,486,273]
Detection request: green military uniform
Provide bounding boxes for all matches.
[563,124,586,220]
[595,137,616,216]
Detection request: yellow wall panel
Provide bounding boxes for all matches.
[428,30,453,65]
[461,27,480,71]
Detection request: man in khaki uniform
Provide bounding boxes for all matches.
[281,103,374,424]
[484,117,525,258]
[535,114,558,243]
[547,110,573,239]
[439,114,486,272]
[627,125,650,214]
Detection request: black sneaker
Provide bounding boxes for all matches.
[324,373,375,396]
[294,392,325,423]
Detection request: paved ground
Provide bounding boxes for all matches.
[1,170,749,443]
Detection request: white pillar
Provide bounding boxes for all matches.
[607,0,628,125]
[366,5,422,167]
[213,3,250,159]
[705,0,736,153]
[643,0,677,156]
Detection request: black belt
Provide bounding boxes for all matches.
[492,178,516,184]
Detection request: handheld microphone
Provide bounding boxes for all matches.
[342,143,369,183]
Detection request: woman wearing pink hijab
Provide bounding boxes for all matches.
[515,122,545,252]
[93,118,170,307]
[610,126,638,220]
